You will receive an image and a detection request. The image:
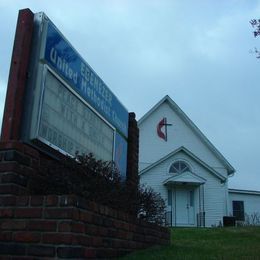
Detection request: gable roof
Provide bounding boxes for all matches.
[139,146,227,181]
[163,171,206,186]
[138,95,235,175]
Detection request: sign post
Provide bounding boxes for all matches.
[1,9,34,141]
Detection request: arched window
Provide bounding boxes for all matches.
[169,160,191,174]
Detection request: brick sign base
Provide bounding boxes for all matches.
[0,141,170,258]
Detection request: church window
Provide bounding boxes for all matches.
[169,160,191,174]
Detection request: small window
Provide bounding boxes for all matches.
[169,161,191,174]
[168,190,172,206]
[232,201,245,221]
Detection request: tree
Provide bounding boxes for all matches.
[250,19,260,58]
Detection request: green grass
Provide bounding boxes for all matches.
[120,227,260,259]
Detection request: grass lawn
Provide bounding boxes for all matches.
[120,227,260,259]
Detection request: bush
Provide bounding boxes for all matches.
[137,185,166,225]
[29,153,166,225]
[245,212,260,226]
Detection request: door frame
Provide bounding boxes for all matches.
[171,185,200,227]
[172,187,196,226]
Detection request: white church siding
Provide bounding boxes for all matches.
[229,189,260,225]
[204,183,227,227]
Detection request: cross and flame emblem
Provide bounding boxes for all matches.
[156,117,172,142]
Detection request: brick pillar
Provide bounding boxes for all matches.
[0,141,42,195]
[126,112,139,189]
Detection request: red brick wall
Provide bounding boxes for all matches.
[0,141,170,258]
[0,194,170,258]
[0,141,42,196]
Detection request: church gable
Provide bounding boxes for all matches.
[138,96,234,177]
[140,146,226,182]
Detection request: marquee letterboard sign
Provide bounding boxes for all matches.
[22,12,128,177]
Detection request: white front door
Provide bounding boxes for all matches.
[175,189,195,226]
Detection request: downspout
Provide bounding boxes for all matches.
[225,178,229,216]
[202,184,205,227]
[174,187,177,226]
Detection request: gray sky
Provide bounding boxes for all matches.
[1,0,260,190]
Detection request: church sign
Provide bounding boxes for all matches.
[44,23,128,137]
[21,12,128,177]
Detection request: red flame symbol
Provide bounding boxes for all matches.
[157,118,166,141]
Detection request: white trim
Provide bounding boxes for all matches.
[229,189,260,196]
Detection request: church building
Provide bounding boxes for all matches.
[138,95,260,227]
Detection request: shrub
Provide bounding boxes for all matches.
[28,153,166,225]
[245,212,260,226]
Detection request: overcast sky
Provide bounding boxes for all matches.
[1,0,260,190]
